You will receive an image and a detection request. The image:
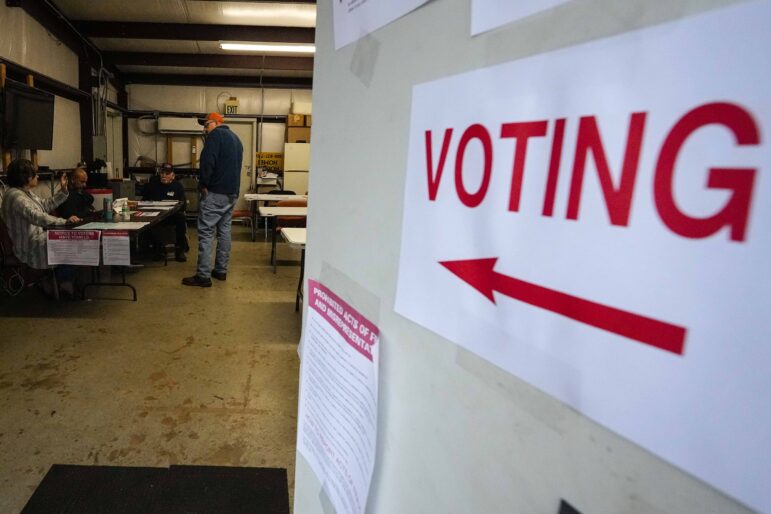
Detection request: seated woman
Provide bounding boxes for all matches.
[0,159,81,297]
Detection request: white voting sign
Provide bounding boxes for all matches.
[297,280,379,514]
[47,230,100,266]
[102,231,130,266]
[396,2,770,511]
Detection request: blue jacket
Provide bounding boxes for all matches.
[199,125,243,195]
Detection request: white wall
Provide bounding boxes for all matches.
[126,85,311,167]
[0,3,81,170]
[295,0,753,513]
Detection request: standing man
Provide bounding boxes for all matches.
[182,112,243,287]
[57,166,94,219]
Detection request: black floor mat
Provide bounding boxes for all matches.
[21,464,290,514]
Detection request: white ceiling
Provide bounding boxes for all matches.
[50,0,316,85]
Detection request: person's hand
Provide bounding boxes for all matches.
[200,187,208,197]
[67,215,81,224]
[59,173,69,192]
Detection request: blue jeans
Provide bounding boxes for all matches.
[196,192,237,278]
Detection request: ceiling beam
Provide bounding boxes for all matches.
[123,73,312,89]
[105,53,313,71]
[0,57,89,103]
[77,22,315,44]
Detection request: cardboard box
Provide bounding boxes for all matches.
[256,152,284,173]
[305,115,312,126]
[287,113,305,127]
[287,126,311,143]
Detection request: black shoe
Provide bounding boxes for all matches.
[175,250,187,262]
[182,275,212,287]
[211,271,227,281]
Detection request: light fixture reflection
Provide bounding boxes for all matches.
[220,42,315,54]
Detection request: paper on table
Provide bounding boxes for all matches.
[77,222,150,230]
[138,200,178,206]
[134,211,159,217]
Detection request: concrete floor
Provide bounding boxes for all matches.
[0,225,303,512]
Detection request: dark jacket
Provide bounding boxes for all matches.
[199,125,243,195]
[143,176,187,211]
[57,189,94,218]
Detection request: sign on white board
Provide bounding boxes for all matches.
[296,280,380,514]
[333,0,430,50]
[47,230,101,266]
[396,2,770,511]
[471,0,571,36]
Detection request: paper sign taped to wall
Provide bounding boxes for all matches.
[471,0,571,35]
[396,2,770,511]
[296,280,379,514]
[333,0,430,49]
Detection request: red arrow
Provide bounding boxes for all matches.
[440,258,686,355]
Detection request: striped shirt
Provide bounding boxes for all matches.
[0,187,69,269]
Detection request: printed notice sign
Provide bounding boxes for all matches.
[102,231,130,266]
[333,0,429,49]
[296,280,379,514]
[47,230,101,266]
[395,2,770,512]
[471,0,571,35]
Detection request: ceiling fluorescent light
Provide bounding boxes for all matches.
[220,42,315,53]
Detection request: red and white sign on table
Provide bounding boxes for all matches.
[47,230,101,266]
[395,2,770,512]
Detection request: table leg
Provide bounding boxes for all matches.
[80,265,137,301]
[250,201,257,242]
[272,219,278,274]
[296,247,305,312]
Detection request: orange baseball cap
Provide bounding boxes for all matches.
[199,112,225,125]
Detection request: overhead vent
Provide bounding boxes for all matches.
[158,117,202,135]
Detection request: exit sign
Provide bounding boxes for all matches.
[225,97,239,115]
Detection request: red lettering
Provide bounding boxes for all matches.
[566,112,647,226]
[654,102,759,242]
[424,128,453,201]
[542,118,566,217]
[501,121,548,211]
[455,124,493,207]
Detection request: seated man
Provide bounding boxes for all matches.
[143,163,188,262]
[57,166,94,219]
